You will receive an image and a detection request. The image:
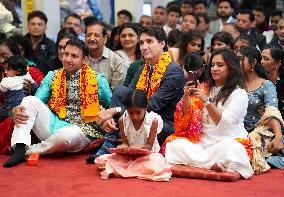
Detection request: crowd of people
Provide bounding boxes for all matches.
[0,0,283,181]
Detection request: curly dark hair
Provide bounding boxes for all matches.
[9,35,35,60]
[114,23,141,60]
[0,38,21,55]
[239,46,268,79]
[139,25,168,51]
[5,55,27,76]
[208,48,246,105]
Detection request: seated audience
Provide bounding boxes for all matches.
[86,25,185,163]
[3,39,112,167]
[238,46,284,172]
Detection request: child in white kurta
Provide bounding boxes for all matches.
[95,90,172,181]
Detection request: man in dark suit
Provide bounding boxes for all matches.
[236,9,266,50]
[86,25,185,163]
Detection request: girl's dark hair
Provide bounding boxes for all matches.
[208,48,246,105]
[168,28,182,47]
[115,23,141,59]
[5,55,27,76]
[211,31,234,50]
[267,47,284,80]
[178,29,204,66]
[0,39,21,55]
[239,46,268,79]
[124,89,148,109]
[9,35,35,60]
[106,26,120,50]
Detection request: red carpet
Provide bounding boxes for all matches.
[0,154,283,197]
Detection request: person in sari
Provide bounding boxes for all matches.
[238,46,284,173]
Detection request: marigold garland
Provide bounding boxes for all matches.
[48,64,100,123]
[136,52,172,98]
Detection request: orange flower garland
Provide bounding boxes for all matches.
[48,64,100,123]
[136,52,172,98]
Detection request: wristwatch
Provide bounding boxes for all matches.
[115,107,122,114]
[204,97,213,107]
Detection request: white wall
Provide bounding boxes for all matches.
[114,0,144,24]
[21,0,60,38]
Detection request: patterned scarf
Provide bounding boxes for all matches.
[136,52,172,98]
[48,64,100,123]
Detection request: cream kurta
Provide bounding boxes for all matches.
[165,87,254,179]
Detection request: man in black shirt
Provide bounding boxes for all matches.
[25,10,56,75]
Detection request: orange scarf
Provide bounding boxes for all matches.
[48,64,100,123]
[136,52,172,98]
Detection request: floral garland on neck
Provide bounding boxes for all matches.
[48,64,100,123]
[136,52,172,98]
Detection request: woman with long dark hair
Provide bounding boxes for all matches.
[115,23,141,67]
[164,48,254,179]
[172,29,204,67]
[238,46,283,173]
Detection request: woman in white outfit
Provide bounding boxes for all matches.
[165,48,254,179]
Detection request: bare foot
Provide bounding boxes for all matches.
[211,163,224,172]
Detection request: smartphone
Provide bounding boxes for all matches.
[187,71,198,88]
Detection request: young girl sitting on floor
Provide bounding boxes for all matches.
[0,55,36,122]
[95,89,172,181]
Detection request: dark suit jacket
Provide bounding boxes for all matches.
[111,60,185,143]
[128,61,185,124]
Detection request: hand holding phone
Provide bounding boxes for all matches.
[187,71,198,88]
